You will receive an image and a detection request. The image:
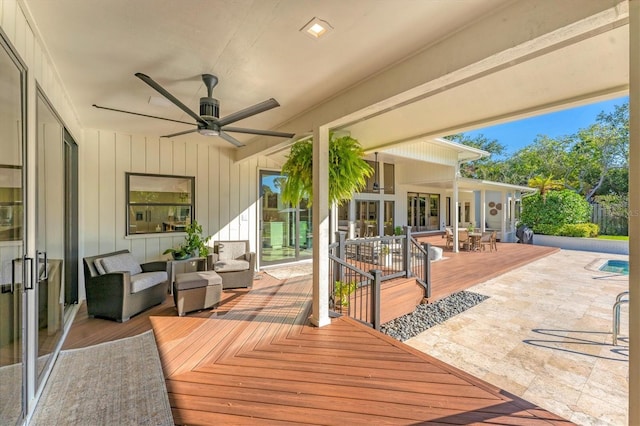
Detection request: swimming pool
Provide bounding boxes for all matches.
[599,259,629,275]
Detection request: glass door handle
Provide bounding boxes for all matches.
[14,256,35,290]
[38,251,48,281]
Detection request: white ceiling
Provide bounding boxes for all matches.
[23,0,628,152]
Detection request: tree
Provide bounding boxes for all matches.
[527,175,563,200]
[280,134,373,206]
[446,133,508,181]
[503,102,628,200]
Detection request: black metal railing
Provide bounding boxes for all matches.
[328,226,430,329]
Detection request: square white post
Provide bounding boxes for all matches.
[310,126,331,327]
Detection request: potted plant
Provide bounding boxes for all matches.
[333,280,357,311]
[379,244,393,267]
[279,133,373,207]
[163,220,212,260]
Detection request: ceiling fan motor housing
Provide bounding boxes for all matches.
[200,97,220,119]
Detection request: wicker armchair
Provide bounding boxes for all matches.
[83,250,168,322]
[207,240,256,289]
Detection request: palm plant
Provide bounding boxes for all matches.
[280,134,373,206]
[528,175,563,201]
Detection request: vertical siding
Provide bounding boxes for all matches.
[80,133,267,273]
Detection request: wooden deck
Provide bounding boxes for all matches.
[61,242,568,424]
[417,234,560,302]
[150,270,569,425]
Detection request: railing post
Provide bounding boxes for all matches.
[422,242,431,299]
[404,226,412,277]
[335,231,346,285]
[370,269,382,330]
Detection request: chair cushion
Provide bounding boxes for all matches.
[214,259,250,273]
[100,253,143,275]
[130,271,167,293]
[94,259,107,275]
[217,242,247,261]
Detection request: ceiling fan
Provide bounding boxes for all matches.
[93,73,295,147]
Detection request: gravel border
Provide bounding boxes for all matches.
[381,291,489,341]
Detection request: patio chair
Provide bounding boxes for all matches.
[207,240,256,289]
[458,230,470,251]
[479,231,495,252]
[83,250,168,322]
[444,227,453,249]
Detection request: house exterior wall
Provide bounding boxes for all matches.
[81,129,280,298]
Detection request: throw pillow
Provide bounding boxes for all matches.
[100,253,143,275]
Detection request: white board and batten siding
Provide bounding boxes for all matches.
[81,129,276,265]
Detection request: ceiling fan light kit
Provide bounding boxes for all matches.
[93,72,295,147]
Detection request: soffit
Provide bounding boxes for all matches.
[23,0,509,147]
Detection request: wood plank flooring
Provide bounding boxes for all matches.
[416,234,560,302]
[62,242,567,424]
[151,269,571,425]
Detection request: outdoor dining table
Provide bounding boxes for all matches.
[468,232,482,251]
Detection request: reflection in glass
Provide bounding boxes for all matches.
[260,171,312,265]
[126,173,195,235]
[0,34,25,425]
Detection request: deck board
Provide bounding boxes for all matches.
[150,268,570,425]
[64,243,568,425]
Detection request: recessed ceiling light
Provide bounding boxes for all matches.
[300,17,333,40]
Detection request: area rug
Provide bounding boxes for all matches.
[265,262,313,280]
[0,354,51,425]
[31,330,173,426]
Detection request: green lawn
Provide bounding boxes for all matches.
[596,235,629,241]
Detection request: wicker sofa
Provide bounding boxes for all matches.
[83,250,168,322]
[207,240,256,289]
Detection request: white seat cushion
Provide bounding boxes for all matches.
[214,259,250,273]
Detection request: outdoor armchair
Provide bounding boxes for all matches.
[207,240,256,289]
[83,250,168,322]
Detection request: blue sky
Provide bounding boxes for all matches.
[462,95,628,156]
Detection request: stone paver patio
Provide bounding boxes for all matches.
[406,249,629,426]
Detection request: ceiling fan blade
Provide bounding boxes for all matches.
[222,126,294,139]
[218,131,245,147]
[92,104,194,125]
[135,73,209,127]
[217,98,280,127]
[162,129,198,138]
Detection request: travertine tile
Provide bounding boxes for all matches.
[405,249,629,426]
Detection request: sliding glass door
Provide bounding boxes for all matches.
[0,34,26,425]
[407,192,440,232]
[259,171,312,265]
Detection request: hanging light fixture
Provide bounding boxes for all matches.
[372,152,383,192]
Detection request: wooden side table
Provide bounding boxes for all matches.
[168,257,207,295]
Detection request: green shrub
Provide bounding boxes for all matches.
[558,223,599,238]
[522,190,591,230]
[533,223,599,237]
[532,224,561,235]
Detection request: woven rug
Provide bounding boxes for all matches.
[265,262,313,280]
[31,330,173,426]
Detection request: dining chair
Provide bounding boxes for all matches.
[458,230,470,251]
[444,227,453,249]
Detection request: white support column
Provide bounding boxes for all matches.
[480,190,486,232]
[510,193,517,233]
[311,126,331,327]
[452,164,459,253]
[500,191,507,241]
[628,1,639,423]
